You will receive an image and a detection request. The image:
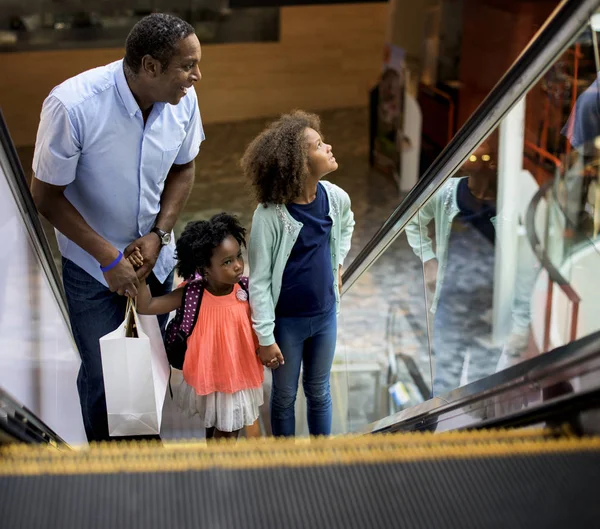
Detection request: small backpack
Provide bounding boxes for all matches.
[164,276,249,369]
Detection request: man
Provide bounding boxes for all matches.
[31,13,204,442]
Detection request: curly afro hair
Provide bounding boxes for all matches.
[124,13,195,74]
[241,110,321,205]
[175,213,246,280]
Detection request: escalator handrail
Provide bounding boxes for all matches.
[0,109,71,328]
[341,0,599,294]
[0,387,68,446]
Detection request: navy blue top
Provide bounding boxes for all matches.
[276,183,336,317]
[456,178,496,244]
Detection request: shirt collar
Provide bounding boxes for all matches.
[114,60,141,118]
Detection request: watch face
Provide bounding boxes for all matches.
[162,232,171,245]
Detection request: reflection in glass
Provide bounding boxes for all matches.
[534,18,600,354]
[406,138,500,396]
[336,15,600,430]
[340,227,433,431]
[380,20,600,402]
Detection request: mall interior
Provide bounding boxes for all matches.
[2,0,600,526]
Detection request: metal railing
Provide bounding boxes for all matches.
[526,180,581,350]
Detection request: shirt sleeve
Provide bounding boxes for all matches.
[405,188,438,263]
[248,209,277,347]
[174,87,205,165]
[337,186,355,267]
[32,95,81,186]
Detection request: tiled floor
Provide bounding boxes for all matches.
[15,106,502,440]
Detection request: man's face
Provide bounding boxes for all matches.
[154,34,202,105]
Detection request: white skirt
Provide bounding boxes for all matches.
[175,378,263,432]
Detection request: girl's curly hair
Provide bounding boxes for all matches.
[241,110,321,205]
[175,213,246,280]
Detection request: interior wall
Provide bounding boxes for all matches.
[386,0,439,85]
[0,3,388,148]
[457,0,559,128]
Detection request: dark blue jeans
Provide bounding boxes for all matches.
[62,258,173,442]
[271,308,337,437]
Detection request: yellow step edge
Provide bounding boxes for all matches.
[1,435,599,478]
[0,426,565,460]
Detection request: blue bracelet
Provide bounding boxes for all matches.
[100,251,123,273]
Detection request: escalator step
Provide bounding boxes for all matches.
[1,433,599,528]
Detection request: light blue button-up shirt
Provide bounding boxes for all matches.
[32,59,204,286]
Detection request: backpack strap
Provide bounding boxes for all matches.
[238,276,249,297]
[175,278,245,343]
[179,279,205,336]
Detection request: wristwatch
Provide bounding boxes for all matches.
[152,227,171,247]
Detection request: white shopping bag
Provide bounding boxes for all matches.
[99,298,170,437]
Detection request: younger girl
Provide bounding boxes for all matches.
[243,110,355,437]
[134,213,264,439]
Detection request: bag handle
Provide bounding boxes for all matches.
[124,296,139,338]
[125,295,136,315]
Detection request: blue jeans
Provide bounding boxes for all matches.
[62,258,173,442]
[271,308,337,437]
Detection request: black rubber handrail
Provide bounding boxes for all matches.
[0,387,67,447]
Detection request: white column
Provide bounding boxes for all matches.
[401,84,423,194]
[493,97,526,343]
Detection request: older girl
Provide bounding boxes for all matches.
[242,111,354,437]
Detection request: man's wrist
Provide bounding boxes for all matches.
[151,226,171,247]
[97,246,121,268]
[100,251,123,272]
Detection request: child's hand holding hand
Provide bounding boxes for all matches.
[258,343,285,369]
[127,247,144,269]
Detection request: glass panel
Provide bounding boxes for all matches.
[0,143,86,446]
[410,133,500,397]
[355,17,600,406]
[521,14,600,356]
[340,226,433,433]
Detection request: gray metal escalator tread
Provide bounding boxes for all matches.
[1,450,600,528]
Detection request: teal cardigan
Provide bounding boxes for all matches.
[248,181,355,346]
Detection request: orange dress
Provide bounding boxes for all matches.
[176,283,264,431]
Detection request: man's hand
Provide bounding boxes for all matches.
[338,266,343,295]
[103,257,140,297]
[258,343,285,369]
[124,233,161,281]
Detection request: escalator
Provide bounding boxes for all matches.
[3,0,600,526]
[1,427,600,528]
